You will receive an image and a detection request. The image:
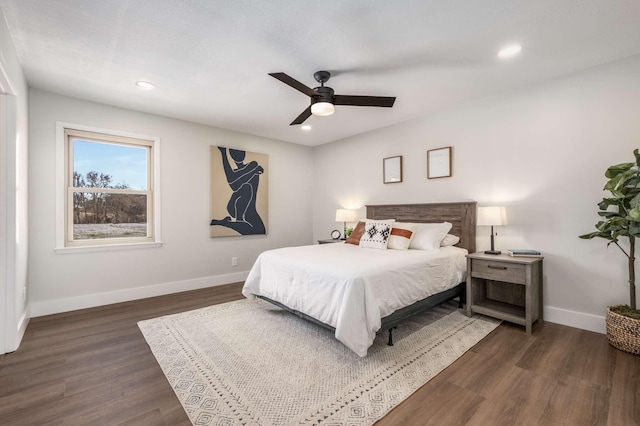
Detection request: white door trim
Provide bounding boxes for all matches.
[0,61,17,354]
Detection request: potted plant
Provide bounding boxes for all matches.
[345,226,354,238]
[580,148,640,354]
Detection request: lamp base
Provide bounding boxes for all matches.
[484,250,501,255]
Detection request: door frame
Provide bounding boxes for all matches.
[0,60,17,354]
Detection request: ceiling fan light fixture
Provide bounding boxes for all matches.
[311,101,335,117]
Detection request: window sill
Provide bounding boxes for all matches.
[55,241,163,254]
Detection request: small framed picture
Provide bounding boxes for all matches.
[427,147,452,179]
[383,156,403,184]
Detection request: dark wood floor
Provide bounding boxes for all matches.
[0,283,638,426]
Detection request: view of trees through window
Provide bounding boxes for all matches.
[72,170,147,240]
[69,136,151,242]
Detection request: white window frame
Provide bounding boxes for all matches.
[55,122,162,253]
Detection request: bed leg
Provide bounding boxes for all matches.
[459,290,466,308]
[387,326,397,346]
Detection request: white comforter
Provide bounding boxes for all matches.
[242,243,467,357]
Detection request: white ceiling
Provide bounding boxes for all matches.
[1,0,639,146]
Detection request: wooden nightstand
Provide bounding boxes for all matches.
[466,252,543,334]
[317,239,343,244]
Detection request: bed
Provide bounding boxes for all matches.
[242,202,477,357]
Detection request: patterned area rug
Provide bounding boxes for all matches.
[138,299,499,425]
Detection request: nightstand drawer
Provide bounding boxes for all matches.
[471,259,526,284]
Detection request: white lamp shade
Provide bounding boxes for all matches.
[477,206,507,226]
[335,208,359,222]
[311,102,335,116]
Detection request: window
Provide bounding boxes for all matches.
[56,123,161,251]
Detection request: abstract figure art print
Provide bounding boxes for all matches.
[210,146,268,237]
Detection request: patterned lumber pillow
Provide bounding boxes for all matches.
[409,222,453,250]
[388,222,418,250]
[345,221,366,245]
[359,219,395,249]
[440,234,460,247]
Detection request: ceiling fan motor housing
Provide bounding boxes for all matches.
[312,86,335,105]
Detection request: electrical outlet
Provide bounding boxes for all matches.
[231,257,238,267]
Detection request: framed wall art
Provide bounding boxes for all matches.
[383,156,403,184]
[427,146,452,179]
[210,146,268,237]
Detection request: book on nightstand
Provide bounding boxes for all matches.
[507,249,542,257]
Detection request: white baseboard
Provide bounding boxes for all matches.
[30,271,250,317]
[28,276,608,334]
[544,305,606,334]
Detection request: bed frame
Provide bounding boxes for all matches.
[257,201,477,347]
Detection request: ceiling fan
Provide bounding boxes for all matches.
[268,70,396,125]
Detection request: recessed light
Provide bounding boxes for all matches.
[301,125,312,131]
[497,44,522,59]
[135,80,155,89]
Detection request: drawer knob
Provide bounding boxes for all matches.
[487,265,507,270]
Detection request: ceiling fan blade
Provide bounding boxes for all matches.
[269,72,318,97]
[333,95,396,108]
[290,106,312,125]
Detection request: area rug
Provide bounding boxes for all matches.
[138,299,500,425]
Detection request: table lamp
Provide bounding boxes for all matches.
[477,206,507,255]
[335,209,359,240]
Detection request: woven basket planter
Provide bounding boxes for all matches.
[606,308,640,355]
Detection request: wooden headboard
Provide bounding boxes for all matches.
[366,201,477,253]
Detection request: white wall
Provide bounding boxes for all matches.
[313,54,640,333]
[0,8,29,353]
[29,89,314,315]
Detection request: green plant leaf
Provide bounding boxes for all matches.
[629,207,640,220]
[579,232,601,239]
[598,198,618,211]
[605,162,633,179]
[635,148,640,167]
[612,229,629,240]
[628,178,640,189]
[609,216,627,227]
[628,188,640,199]
[598,211,620,218]
[617,169,639,191]
[610,189,625,198]
[629,222,640,237]
[604,173,622,191]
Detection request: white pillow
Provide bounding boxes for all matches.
[409,222,452,250]
[388,223,418,250]
[359,219,395,250]
[440,234,460,247]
